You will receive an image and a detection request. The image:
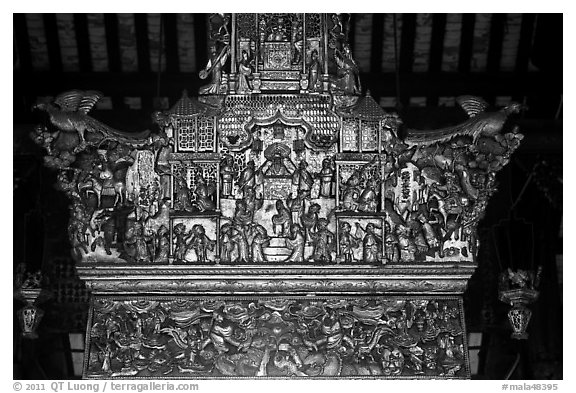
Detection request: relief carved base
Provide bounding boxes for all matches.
[83,295,470,379]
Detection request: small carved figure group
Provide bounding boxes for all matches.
[221,219,272,264]
[173,223,215,263]
[173,175,217,213]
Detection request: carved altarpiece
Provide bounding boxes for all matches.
[33,13,524,379]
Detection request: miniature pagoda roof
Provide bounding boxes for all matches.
[336,91,388,121]
[167,90,220,117]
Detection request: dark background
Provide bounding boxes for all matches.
[13,13,562,379]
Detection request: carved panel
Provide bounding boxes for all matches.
[84,296,469,379]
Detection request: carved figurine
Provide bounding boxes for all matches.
[174,176,194,212]
[307,49,323,92]
[251,225,270,263]
[396,225,417,262]
[407,211,430,259]
[263,151,292,176]
[201,308,247,354]
[361,223,382,264]
[187,224,215,263]
[404,95,525,146]
[124,222,153,263]
[230,224,250,263]
[285,224,306,263]
[236,50,253,93]
[292,18,304,64]
[332,44,361,95]
[384,222,400,263]
[357,178,379,213]
[68,203,90,259]
[173,223,193,262]
[341,172,361,211]
[272,199,292,236]
[309,218,334,263]
[418,212,442,258]
[266,15,288,41]
[287,191,306,224]
[319,157,334,197]
[292,160,314,197]
[300,202,321,241]
[193,177,216,212]
[243,187,263,221]
[339,222,360,263]
[34,90,150,150]
[233,199,253,227]
[219,224,235,263]
[154,225,170,263]
[199,44,230,95]
[238,160,258,197]
[220,154,235,197]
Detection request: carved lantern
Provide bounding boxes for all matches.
[14,271,50,339]
[499,267,541,339]
[32,13,525,379]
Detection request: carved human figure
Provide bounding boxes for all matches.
[332,43,361,95]
[199,44,230,95]
[267,16,288,41]
[174,176,194,212]
[236,50,253,93]
[362,223,382,264]
[193,177,216,212]
[220,155,235,197]
[319,158,334,197]
[307,49,323,92]
[407,211,430,259]
[287,191,306,224]
[300,202,321,241]
[233,199,252,227]
[154,225,170,263]
[339,222,359,263]
[238,160,258,197]
[69,204,90,258]
[264,152,291,176]
[384,222,400,263]
[430,172,466,242]
[219,224,235,262]
[124,222,153,263]
[292,160,314,197]
[173,223,192,262]
[201,309,246,354]
[272,199,292,236]
[309,218,334,263]
[251,224,270,263]
[342,172,361,211]
[285,224,306,263]
[358,178,379,212]
[188,224,215,263]
[396,225,417,262]
[292,18,304,64]
[230,224,250,263]
[315,309,354,352]
[418,212,441,258]
[243,187,263,221]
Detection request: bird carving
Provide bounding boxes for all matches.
[404,96,525,147]
[34,90,152,149]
